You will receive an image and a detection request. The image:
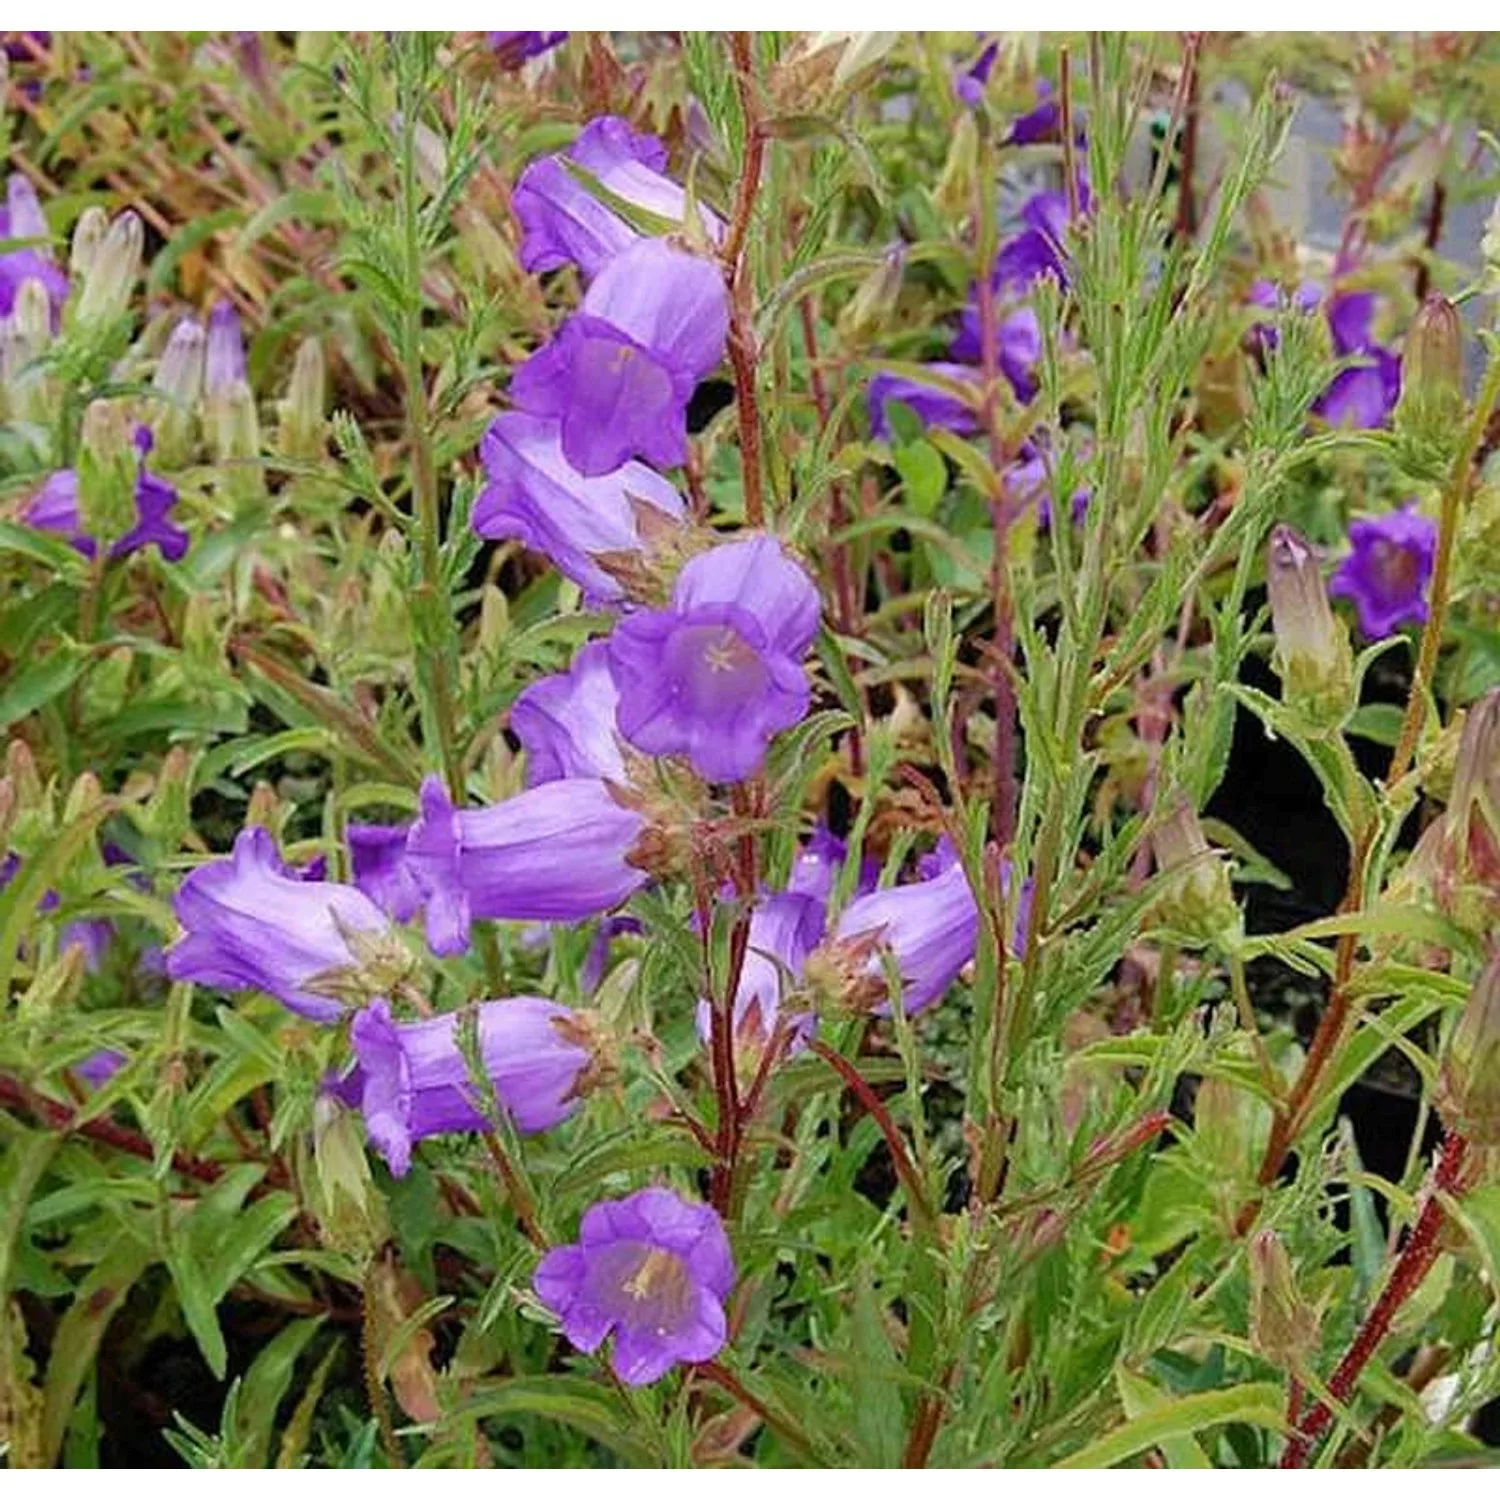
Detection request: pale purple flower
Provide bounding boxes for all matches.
[695,890,824,1058]
[0,173,68,321]
[348,822,423,923]
[514,115,723,283]
[511,639,627,786]
[606,535,821,783]
[787,825,877,906]
[338,996,592,1176]
[994,190,1074,293]
[488,31,567,69]
[166,827,390,1024]
[831,854,980,1016]
[405,775,648,958]
[1329,504,1437,639]
[22,441,190,564]
[534,1186,735,1385]
[869,362,980,440]
[1004,440,1090,527]
[948,304,1044,398]
[1315,350,1401,429]
[953,40,999,108]
[205,298,246,394]
[473,411,685,602]
[510,238,729,475]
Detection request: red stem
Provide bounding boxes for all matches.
[1280,1132,1469,1467]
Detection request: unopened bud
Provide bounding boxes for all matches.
[6,173,48,244]
[17,940,90,1026]
[276,336,326,461]
[245,781,284,833]
[1150,797,1240,946]
[151,317,205,466]
[210,378,260,468]
[62,771,102,823]
[76,400,140,544]
[934,111,980,218]
[74,210,142,328]
[68,206,109,283]
[1397,294,1465,473]
[204,298,246,398]
[310,1094,388,1260]
[1248,1229,1319,1370]
[1426,689,1500,934]
[1,277,56,425]
[142,744,193,848]
[838,243,906,343]
[1266,525,1353,731]
[1439,947,1500,1146]
[6,741,43,808]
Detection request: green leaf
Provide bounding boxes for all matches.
[0,519,89,578]
[848,1270,906,1467]
[1115,1368,1212,1468]
[0,643,86,732]
[462,1375,662,1466]
[552,1127,713,1199]
[893,439,948,517]
[238,1317,326,1469]
[1056,1381,1286,1468]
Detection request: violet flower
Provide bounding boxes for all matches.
[606,534,821,783]
[74,1049,127,1090]
[953,40,999,108]
[510,238,729,475]
[829,853,980,1016]
[338,996,594,1176]
[788,825,878,906]
[1004,440,1090,527]
[166,827,391,1024]
[1007,79,1066,145]
[473,411,686,604]
[23,430,190,563]
[1315,289,1401,429]
[695,890,825,1061]
[205,298,246,395]
[513,115,723,283]
[405,775,648,958]
[487,31,567,69]
[0,173,68,322]
[869,362,981,440]
[1329,504,1437,639]
[534,1186,735,1385]
[511,639,628,786]
[348,822,423,923]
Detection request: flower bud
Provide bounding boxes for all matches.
[140,743,193,849]
[204,298,246,398]
[73,210,142,328]
[276,335,326,461]
[1149,797,1240,947]
[209,378,259,464]
[934,111,980,218]
[76,400,140,544]
[1396,294,1465,470]
[838,243,906,343]
[308,1094,389,1261]
[1439,947,1500,1147]
[1266,525,1353,731]
[1423,689,1500,935]
[68,206,109,283]
[1,277,56,425]
[6,740,43,809]
[1248,1229,1320,1371]
[150,316,205,466]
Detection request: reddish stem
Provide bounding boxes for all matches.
[1280,1132,1469,1467]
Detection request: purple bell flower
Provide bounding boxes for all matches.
[348,822,423,923]
[695,890,824,1063]
[534,1186,735,1385]
[606,535,821,783]
[510,238,730,475]
[0,173,69,322]
[513,115,724,284]
[994,190,1075,293]
[787,825,878,906]
[948,303,1044,399]
[22,443,190,564]
[830,854,980,1016]
[1314,349,1402,429]
[512,639,627,787]
[487,31,567,69]
[1007,79,1066,145]
[205,298,246,395]
[473,411,685,603]
[1004,440,1091,527]
[869,362,981,440]
[405,775,649,958]
[339,996,594,1176]
[166,827,390,1024]
[953,40,1000,108]
[1329,504,1437,639]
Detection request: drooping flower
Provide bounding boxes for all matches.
[510,237,730,475]
[606,535,821,783]
[534,1186,735,1385]
[166,827,392,1024]
[337,996,596,1176]
[823,852,980,1016]
[952,40,999,108]
[511,639,628,786]
[348,822,424,924]
[993,189,1078,294]
[22,429,190,563]
[868,362,981,441]
[1266,524,1353,726]
[1316,347,1402,429]
[473,411,686,604]
[0,173,68,322]
[405,775,649,958]
[695,890,825,1068]
[487,31,567,69]
[1329,504,1437,639]
[513,116,723,283]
